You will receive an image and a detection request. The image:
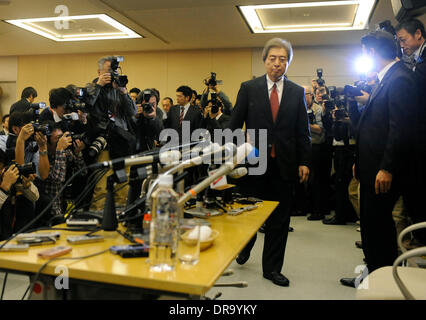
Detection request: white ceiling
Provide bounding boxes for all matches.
[0,0,424,56]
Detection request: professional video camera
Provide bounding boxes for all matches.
[316,68,325,87]
[204,72,222,87]
[108,56,128,88]
[137,89,156,114]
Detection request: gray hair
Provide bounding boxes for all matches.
[262,38,293,64]
[302,85,313,95]
[97,56,115,70]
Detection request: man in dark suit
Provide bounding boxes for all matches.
[10,87,38,114]
[396,19,426,245]
[229,38,311,287]
[340,31,419,288]
[164,85,204,146]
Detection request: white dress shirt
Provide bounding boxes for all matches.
[377,60,398,83]
[266,74,284,105]
[179,102,191,119]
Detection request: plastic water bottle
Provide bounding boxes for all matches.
[148,174,180,272]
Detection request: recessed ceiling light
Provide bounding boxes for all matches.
[238,0,376,33]
[5,14,142,41]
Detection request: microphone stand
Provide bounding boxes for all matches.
[101,160,128,231]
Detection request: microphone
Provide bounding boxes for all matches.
[89,150,181,169]
[178,143,253,206]
[228,167,248,179]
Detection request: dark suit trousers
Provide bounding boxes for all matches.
[360,183,400,272]
[239,158,295,274]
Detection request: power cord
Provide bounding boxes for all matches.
[26,248,109,300]
[0,166,89,252]
[0,272,8,300]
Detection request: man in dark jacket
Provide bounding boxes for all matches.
[229,38,311,287]
[10,87,38,114]
[340,30,419,288]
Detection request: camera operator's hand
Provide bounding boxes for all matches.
[57,132,72,151]
[18,123,34,142]
[375,170,393,194]
[21,174,36,189]
[34,132,47,150]
[96,72,112,87]
[1,165,20,192]
[354,90,370,105]
[73,139,85,154]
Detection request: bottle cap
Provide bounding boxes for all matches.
[158,174,173,187]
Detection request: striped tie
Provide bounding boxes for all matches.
[179,106,185,126]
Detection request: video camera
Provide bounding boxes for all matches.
[109,56,128,88]
[204,72,222,87]
[316,68,325,87]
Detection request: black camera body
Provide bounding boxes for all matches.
[17,162,36,178]
[139,89,156,114]
[31,121,51,136]
[109,56,128,88]
[343,80,373,97]
[204,72,222,87]
[210,92,220,114]
[307,110,316,124]
[29,102,46,121]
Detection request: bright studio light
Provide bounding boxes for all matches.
[355,56,373,73]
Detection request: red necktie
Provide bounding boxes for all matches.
[179,106,185,126]
[270,83,279,158]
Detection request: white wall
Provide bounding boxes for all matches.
[0,56,18,117]
[252,45,363,88]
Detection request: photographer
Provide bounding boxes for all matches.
[39,87,87,134]
[80,56,137,210]
[322,92,357,225]
[203,96,230,143]
[396,19,426,245]
[10,87,38,114]
[5,112,50,181]
[134,89,164,152]
[0,150,39,240]
[302,86,328,221]
[200,73,233,116]
[37,122,87,216]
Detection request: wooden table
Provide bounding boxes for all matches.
[0,201,278,298]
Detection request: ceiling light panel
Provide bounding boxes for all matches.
[238,0,376,33]
[5,14,142,41]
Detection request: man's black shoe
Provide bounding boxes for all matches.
[236,252,250,265]
[307,213,324,221]
[322,216,346,225]
[355,241,363,249]
[340,276,364,288]
[263,272,290,287]
[289,227,294,232]
[259,224,265,233]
